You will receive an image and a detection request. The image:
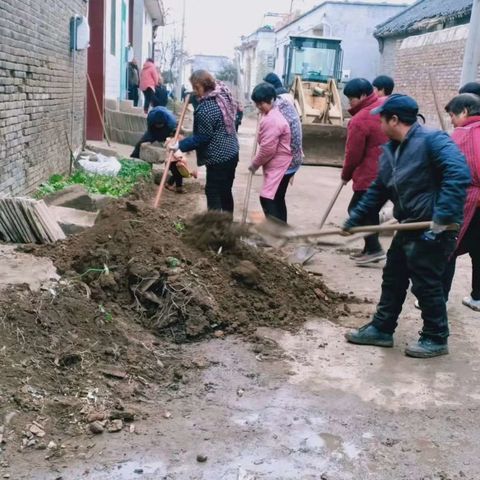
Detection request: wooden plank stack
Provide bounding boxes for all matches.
[0,197,66,244]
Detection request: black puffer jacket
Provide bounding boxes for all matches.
[347,123,471,227]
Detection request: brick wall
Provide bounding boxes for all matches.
[378,37,402,78]
[0,0,88,195]
[389,25,470,130]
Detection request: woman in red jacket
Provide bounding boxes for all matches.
[341,78,388,266]
[443,93,480,311]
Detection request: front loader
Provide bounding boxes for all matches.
[281,36,347,167]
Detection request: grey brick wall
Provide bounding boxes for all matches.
[0,0,88,195]
[378,38,401,78]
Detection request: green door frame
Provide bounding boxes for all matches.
[120,0,127,99]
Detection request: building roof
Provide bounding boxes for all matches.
[145,0,165,27]
[276,0,409,33]
[375,0,472,38]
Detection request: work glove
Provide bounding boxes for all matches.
[167,141,179,151]
[430,221,448,234]
[248,165,257,174]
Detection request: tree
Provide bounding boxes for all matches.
[217,64,238,84]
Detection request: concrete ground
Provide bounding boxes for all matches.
[8,118,480,480]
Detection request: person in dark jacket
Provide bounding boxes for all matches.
[342,78,389,265]
[168,70,239,213]
[153,79,169,107]
[264,72,294,104]
[131,106,184,192]
[372,75,395,97]
[459,82,480,97]
[235,103,243,132]
[343,94,471,358]
[128,59,140,107]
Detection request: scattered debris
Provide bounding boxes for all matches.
[107,420,123,433]
[89,422,104,435]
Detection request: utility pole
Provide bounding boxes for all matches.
[176,0,186,100]
[460,0,480,86]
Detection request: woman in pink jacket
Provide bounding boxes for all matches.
[139,58,159,114]
[249,83,292,222]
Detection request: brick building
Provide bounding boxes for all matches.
[87,0,164,141]
[0,0,88,195]
[375,0,475,129]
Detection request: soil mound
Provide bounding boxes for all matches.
[183,211,243,251]
[0,190,350,449]
[35,198,346,342]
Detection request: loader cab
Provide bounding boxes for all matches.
[283,36,343,89]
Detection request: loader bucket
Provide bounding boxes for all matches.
[301,123,346,167]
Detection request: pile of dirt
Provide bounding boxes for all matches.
[35,199,347,342]
[0,282,184,451]
[0,191,351,449]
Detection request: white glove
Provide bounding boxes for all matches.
[173,149,183,159]
[431,222,448,234]
[168,141,179,151]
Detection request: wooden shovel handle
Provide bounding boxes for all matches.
[153,94,191,209]
[319,180,345,229]
[285,221,456,241]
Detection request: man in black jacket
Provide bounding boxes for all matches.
[344,94,471,358]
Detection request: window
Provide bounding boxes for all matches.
[110,0,116,55]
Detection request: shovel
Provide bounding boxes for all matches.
[318,180,346,229]
[254,220,457,246]
[241,115,260,225]
[153,94,191,209]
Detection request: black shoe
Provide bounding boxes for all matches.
[345,323,393,347]
[405,337,448,358]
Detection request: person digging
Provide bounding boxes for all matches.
[341,78,388,266]
[343,94,471,358]
[131,106,195,193]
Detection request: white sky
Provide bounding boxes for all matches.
[161,0,414,57]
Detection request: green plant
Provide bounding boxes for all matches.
[173,220,185,233]
[166,256,181,268]
[98,304,113,323]
[35,159,152,199]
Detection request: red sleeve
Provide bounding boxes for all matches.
[342,118,367,183]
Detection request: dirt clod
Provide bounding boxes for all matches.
[232,260,261,287]
[89,422,104,435]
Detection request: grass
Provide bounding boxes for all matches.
[35,159,152,199]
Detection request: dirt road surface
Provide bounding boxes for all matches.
[7,117,480,480]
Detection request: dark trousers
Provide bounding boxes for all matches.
[348,190,382,253]
[260,173,294,223]
[443,208,480,301]
[143,88,155,113]
[371,231,457,343]
[131,130,157,159]
[205,156,238,213]
[128,86,139,107]
[131,128,169,159]
[167,163,183,188]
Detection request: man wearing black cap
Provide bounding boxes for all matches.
[343,94,471,358]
